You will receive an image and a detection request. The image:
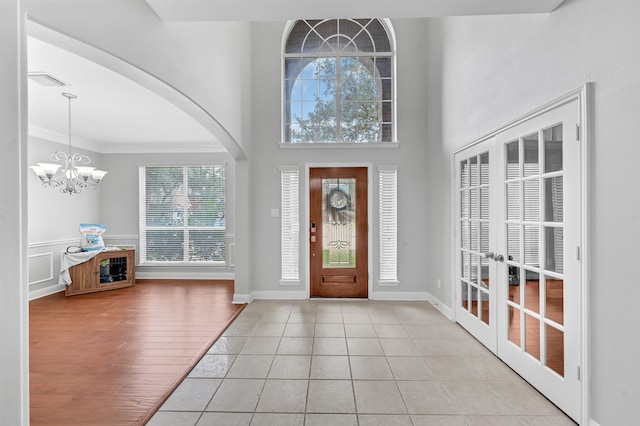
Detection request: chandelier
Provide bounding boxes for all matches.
[30,92,107,195]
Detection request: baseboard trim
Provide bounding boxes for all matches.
[135,272,235,280]
[29,284,65,300]
[369,291,429,301]
[233,293,253,304]
[251,290,309,300]
[425,292,453,320]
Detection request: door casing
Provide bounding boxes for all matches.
[304,163,373,299]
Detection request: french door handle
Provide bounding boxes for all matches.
[494,254,505,262]
[483,252,494,259]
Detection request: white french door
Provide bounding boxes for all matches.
[454,139,497,353]
[454,98,582,422]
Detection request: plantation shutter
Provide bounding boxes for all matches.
[280,167,300,283]
[139,165,226,264]
[378,167,398,283]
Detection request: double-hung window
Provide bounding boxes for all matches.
[139,165,226,264]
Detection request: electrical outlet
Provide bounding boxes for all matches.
[437,278,441,289]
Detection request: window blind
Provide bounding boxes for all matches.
[139,165,226,264]
[280,168,300,282]
[378,167,398,282]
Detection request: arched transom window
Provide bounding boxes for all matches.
[283,19,395,144]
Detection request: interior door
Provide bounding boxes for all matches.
[454,140,497,353]
[495,100,581,422]
[310,167,368,298]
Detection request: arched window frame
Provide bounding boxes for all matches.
[281,19,397,145]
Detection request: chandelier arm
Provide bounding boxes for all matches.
[30,92,107,194]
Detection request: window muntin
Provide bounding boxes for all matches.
[139,165,226,264]
[284,19,394,143]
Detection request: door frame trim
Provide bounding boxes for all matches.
[450,83,592,425]
[304,163,373,299]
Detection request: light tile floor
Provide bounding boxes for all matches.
[147,300,576,426]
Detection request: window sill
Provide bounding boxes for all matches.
[279,279,301,286]
[279,142,400,149]
[139,261,227,267]
[377,280,400,287]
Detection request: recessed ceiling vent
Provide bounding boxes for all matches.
[28,72,68,87]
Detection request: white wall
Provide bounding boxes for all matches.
[433,0,640,424]
[99,151,236,278]
[23,0,252,156]
[27,136,103,298]
[247,19,432,299]
[0,1,29,424]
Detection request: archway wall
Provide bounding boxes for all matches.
[24,0,252,159]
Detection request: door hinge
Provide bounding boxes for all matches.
[576,246,581,261]
[576,124,581,141]
[577,365,581,380]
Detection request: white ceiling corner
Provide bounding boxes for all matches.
[27,36,223,154]
[144,0,566,22]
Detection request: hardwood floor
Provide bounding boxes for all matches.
[29,280,243,425]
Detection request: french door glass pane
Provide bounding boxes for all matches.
[461,191,469,218]
[462,251,470,280]
[506,183,520,220]
[544,176,564,222]
[546,324,564,376]
[480,188,489,219]
[470,221,479,251]
[509,305,521,348]
[507,224,521,263]
[470,188,479,218]
[544,124,563,173]
[523,133,539,177]
[461,160,469,187]
[524,271,541,314]
[523,180,540,221]
[506,140,519,180]
[470,156,479,186]
[480,222,490,253]
[524,225,540,267]
[461,281,469,309]
[480,152,490,184]
[545,227,564,274]
[545,277,564,325]
[525,313,541,361]
[461,221,469,249]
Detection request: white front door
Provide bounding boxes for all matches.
[454,98,582,422]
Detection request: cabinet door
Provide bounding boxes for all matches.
[66,250,135,296]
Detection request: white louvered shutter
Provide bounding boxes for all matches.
[280,167,300,283]
[378,167,398,283]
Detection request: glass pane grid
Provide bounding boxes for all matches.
[284,19,394,143]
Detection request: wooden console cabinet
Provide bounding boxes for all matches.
[65,248,136,296]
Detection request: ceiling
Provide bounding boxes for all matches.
[28,0,565,155]
[145,0,565,21]
[27,36,222,154]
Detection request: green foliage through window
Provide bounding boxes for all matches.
[284,19,394,143]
